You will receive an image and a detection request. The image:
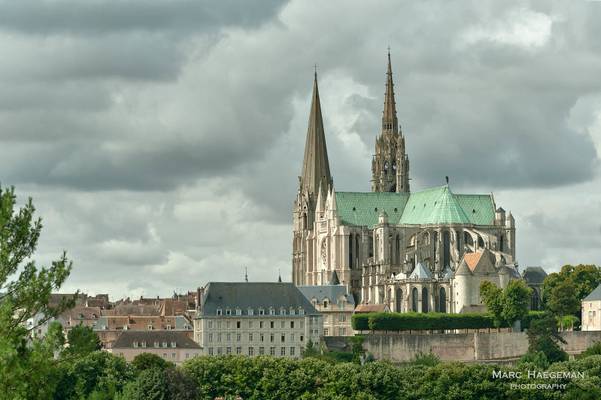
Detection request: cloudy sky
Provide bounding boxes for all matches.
[1,0,600,299]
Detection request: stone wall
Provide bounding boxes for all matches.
[363,331,601,362]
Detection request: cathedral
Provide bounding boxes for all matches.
[292,52,524,314]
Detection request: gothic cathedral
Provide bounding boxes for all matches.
[292,52,527,314]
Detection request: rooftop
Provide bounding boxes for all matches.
[112,331,200,349]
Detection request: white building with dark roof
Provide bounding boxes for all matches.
[298,271,355,336]
[193,282,322,358]
[108,330,201,364]
[582,284,601,331]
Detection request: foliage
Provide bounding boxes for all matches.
[54,351,135,400]
[518,350,550,369]
[0,185,74,399]
[578,341,601,359]
[351,313,370,330]
[118,367,198,400]
[501,280,531,326]
[558,315,580,331]
[65,325,102,356]
[526,313,568,364]
[547,279,581,317]
[131,352,175,373]
[301,339,319,357]
[479,280,531,327]
[543,264,601,314]
[480,281,504,327]
[409,351,440,367]
[349,335,365,363]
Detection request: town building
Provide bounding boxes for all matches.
[582,284,601,331]
[108,331,202,364]
[193,282,322,357]
[292,52,529,313]
[298,271,355,336]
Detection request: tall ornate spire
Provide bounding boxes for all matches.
[300,72,332,197]
[371,50,410,193]
[382,49,398,135]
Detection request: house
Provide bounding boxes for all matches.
[108,331,201,364]
[582,284,601,331]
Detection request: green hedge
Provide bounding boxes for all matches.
[352,311,545,331]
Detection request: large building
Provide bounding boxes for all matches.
[298,271,355,336]
[193,282,323,357]
[582,284,601,331]
[292,52,523,313]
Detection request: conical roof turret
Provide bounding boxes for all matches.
[300,72,332,197]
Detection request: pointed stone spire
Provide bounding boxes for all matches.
[300,71,332,197]
[382,49,398,135]
[329,270,340,285]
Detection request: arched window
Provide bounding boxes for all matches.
[348,234,353,268]
[387,288,393,310]
[355,234,360,267]
[412,288,418,312]
[368,235,374,258]
[443,231,451,268]
[395,234,401,265]
[456,230,461,253]
[478,236,484,248]
[439,287,447,313]
[396,288,403,312]
[302,214,307,229]
[500,234,504,252]
[422,288,429,313]
[433,231,438,260]
[531,290,540,310]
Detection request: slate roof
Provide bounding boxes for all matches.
[112,331,200,349]
[355,304,389,313]
[335,185,495,227]
[298,285,355,307]
[199,282,320,317]
[522,266,548,285]
[584,284,601,301]
[409,262,432,280]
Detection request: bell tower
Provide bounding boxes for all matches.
[371,50,410,193]
[292,71,333,285]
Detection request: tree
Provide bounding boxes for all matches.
[480,281,504,327]
[0,185,74,398]
[480,280,531,328]
[501,280,531,327]
[543,264,601,311]
[547,279,581,318]
[65,325,102,356]
[131,352,175,373]
[526,313,568,363]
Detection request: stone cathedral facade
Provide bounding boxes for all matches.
[292,53,523,314]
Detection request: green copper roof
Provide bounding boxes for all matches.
[335,185,495,227]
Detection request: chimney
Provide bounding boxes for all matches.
[196,286,205,313]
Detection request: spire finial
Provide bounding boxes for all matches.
[244,266,248,282]
[314,63,318,79]
[278,269,282,283]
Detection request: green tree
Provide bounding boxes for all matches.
[547,279,581,318]
[526,313,568,363]
[543,264,601,311]
[131,352,175,373]
[65,325,102,355]
[501,280,531,326]
[480,281,504,327]
[0,185,74,398]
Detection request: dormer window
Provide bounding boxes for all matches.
[269,308,275,316]
[225,309,231,316]
[154,341,159,348]
[280,307,286,315]
[323,300,328,308]
[248,308,254,316]
[236,308,242,316]
[133,341,138,348]
[171,342,177,348]
[216,308,222,316]
[289,307,295,315]
[141,341,146,348]
[299,308,305,315]
[162,342,168,348]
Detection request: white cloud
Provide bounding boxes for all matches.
[460,7,554,50]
